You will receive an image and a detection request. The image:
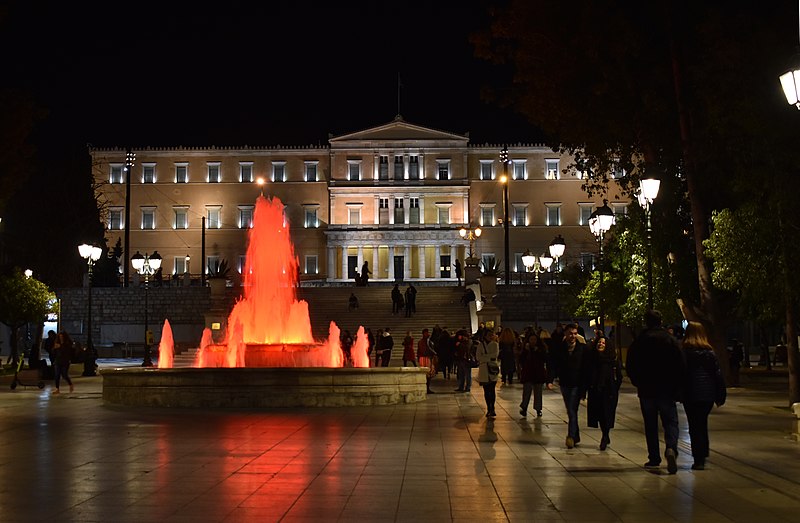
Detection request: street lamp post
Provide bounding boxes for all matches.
[779,3,800,109]
[78,244,103,376]
[589,200,615,334]
[499,146,511,285]
[638,176,661,310]
[131,250,162,367]
[459,226,482,266]
[548,234,566,324]
[123,149,135,287]
[522,249,553,288]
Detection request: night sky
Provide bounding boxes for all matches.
[3,1,540,150]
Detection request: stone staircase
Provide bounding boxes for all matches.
[171,286,471,367]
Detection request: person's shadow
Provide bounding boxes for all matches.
[476,418,498,470]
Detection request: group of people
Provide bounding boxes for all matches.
[390,283,417,316]
[42,330,76,394]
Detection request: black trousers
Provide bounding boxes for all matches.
[684,400,714,460]
[482,381,497,414]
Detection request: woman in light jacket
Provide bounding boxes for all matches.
[477,328,500,417]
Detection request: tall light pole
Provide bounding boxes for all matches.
[779,2,800,109]
[459,225,482,264]
[589,200,615,334]
[78,244,103,376]
[123,149,135,287]
[549,234,566,324]
[499,146,510,285]
[638,176,661,310]
[131,250,162,367]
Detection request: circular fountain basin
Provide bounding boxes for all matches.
[101,367,429,408]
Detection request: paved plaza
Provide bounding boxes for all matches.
[1,363,799,522]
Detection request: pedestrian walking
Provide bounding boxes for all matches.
[498,327,517,385]
[682,321,727,470]
[549,323,590,448]
[52,332,75,394]
[418,328,437,394]
[586,335,623,450]
[402,331,416,366]
[377,327,394,367]
[626,309,685,474]
[519,332,549,418]
[477,328,500,417]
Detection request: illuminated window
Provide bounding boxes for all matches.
[480,205,495,227]
[174,207,188,229]
[348,160,361,181]
[408,156,419,180]
[512,160,526,180]
[611,161,626,179]
[436,204,451,224]
[141,207,156,230]
[379,198,389,209]
[480,160,493,180]
[109,207,123,230]
[394,155,404,179]
[239,162,253,182]
[207,207,221,229]
[409,197,420,224]
[348,208,361,225]
[546,203,561,226]
[611,202,629,218]
[238,206,254,229]
[142,163,156,183]
[207,163,221,183]
[379,156,389,180]
[206,255,220,275]
[272,161,286,182]
[513,204,528,226]
[304,206,319,228]
[305,255,318,275]
[545,159,560,180]
[174,256,188,275]
[304,161,318,182]
[579,203,594,226]
[110,164,123,184]
[175,163,188,183]
[436,160,450,180]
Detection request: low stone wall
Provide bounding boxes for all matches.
[102,367,428,408]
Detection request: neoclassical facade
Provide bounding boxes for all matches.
[91,117,628,285]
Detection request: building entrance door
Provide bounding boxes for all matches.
[440,255,451,278]
[347,256,358,279]
[394,256,404,282]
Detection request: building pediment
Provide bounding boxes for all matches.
[330,116,468,148]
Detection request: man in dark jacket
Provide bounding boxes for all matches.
[626,309,685,474]
[548,323,590,449]
[377,327,394,367]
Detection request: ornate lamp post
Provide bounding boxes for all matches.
[779,3,800,109]
[589,200,615,334]
[123,149,135,287]
[638,175,661,310]
[499,146,511,285]
[131,250,162,367]
[549,234,566,324]
[459,226,482,266]
[78,244,102,376]
[522,249,553,288]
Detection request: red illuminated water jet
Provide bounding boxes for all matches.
[194,196,368,368]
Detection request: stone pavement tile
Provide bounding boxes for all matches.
[452,509,509,522]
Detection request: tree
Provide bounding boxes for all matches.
[472,1,798,372]
[0,268,55,367]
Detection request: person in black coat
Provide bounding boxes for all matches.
[682,321,726,470]
[586,335,623,450]
[626,309,685,474]
[377,328,394,367]
[518,332,549,418]
[548,323,590,448]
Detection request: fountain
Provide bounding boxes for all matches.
[103,196,428,407]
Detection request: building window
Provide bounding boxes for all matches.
[207,163,221,183]
[611,162,626,179]
[513,205,527,226]
[348,208,361,225]
[579,203,594,226]
[409,197,420,224]
[238,255,247,274]
[410,197,419,208]
[480,205,495,227]
[436,160,450,181]
[174,207,188,229]
[206,255,220,276]
[305,255,318,275]
[175,163,188,183]
[304,161,318,182]
[480,160,493,180]
[272,161,286,182]
[142,163,156,183]
[174,256,188,275]
[348,160,361,181]
[238,206,254,229]
[141,207,156,230]
[580,252,595,270]
[394,156,404,179]
[512,160,526,180]
[394,197,404,224]
[379,198,389,209]
[611,202,629,218]
[437,205,450,225]
[408,156,419,180]
[304,206,319,228]
[239,162,253,183]
[378,156,389,180]
[514,252,524,273]
[207,207,221,229]
[110,164,123,184]
[545,159,560,180]
[546,204,561,226]
[394,198,404,209]
[109,207,123,230]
